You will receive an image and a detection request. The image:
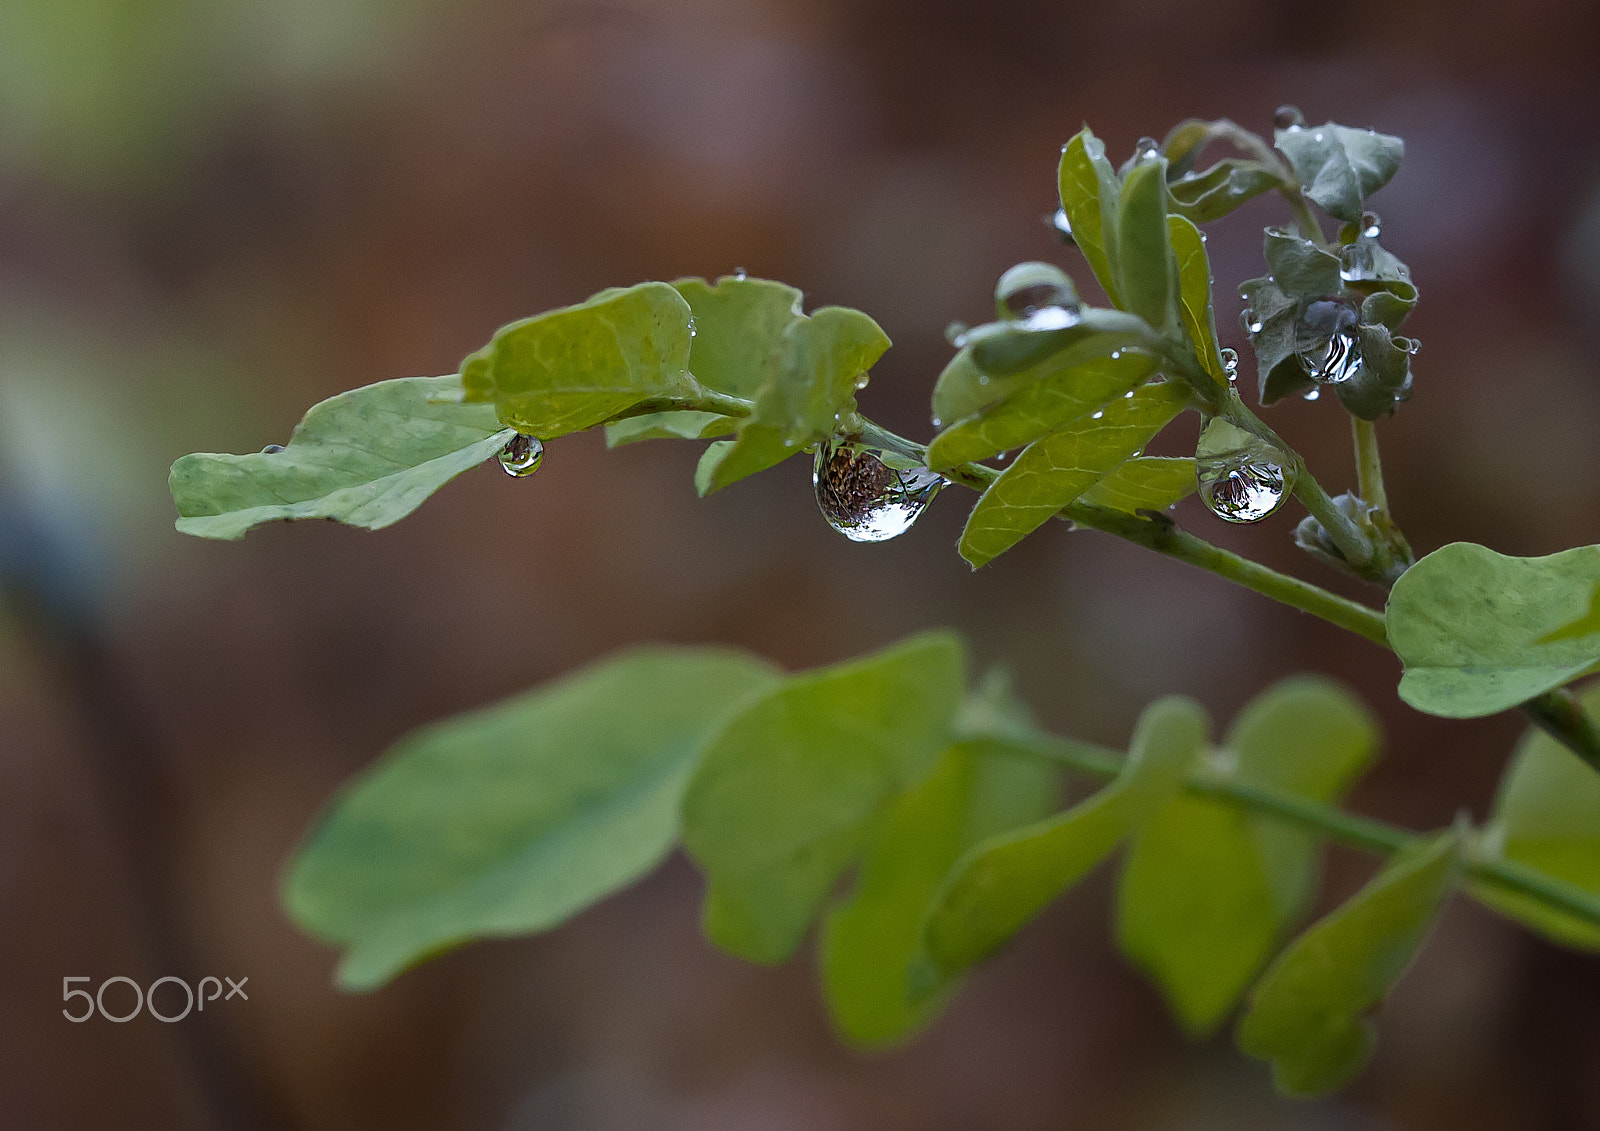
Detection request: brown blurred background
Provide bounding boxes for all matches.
[4,0,1600,1127]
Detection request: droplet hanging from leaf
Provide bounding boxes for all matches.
[1195,418,1294,524]
[994,262,1081,331]
[813,436,943,543]
[498,433,544,477]
[1294,299,1362,385]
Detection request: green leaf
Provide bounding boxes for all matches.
[1274,122,1404,223]
[958,382,1190,568]
[1238,275,1310,404]
[169,375,513,541]
[1236,830,1460,1097]
[1118,678,1378,1034]
[1337,237,1417,308]
[682,632,965,963]
[1263,227,1343,299]
[819,740,1058,1047]
[1334,324,1412,421]
[1168,160,1283,224]
[282,647,781,990]
[696,306,891,494]
[1168,214,1227,386]
[1057,128,1123,305]
[460,281,701,438]
[1115,158,1179,334]
[671,275,804,397]
[1078,456,1196,514]
[1389,542,1600,718]
[927,347,1159,471]
[1472,682,1600,949]
[921,696,1207,979]
[605,410,736,447]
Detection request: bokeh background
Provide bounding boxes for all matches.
[5,0,1600,1127]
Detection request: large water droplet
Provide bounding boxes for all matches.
[1294,298,1362,384]
[995,262,1081,328]
[813,437,943,542]
[1196,419,1294,524]
[1133,136,1159,162]
[498,433,544,477]
[1273,105,1304,130]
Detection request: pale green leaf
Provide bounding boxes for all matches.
[1057,128,1122,305]
[1388,542,1600,718]
[604,411,735,448]
[1168,214,1227,387]
[282,647,781,990]
[460,281,701,438]
[681,632,964,963]
[1274,122,1404,223]
[1078,456,1196,514]
[958,382,1190,568]
[1236,831,1460,1097]
[170,375,513,541]
[671,275,803,397]
[1116,159,1178,334]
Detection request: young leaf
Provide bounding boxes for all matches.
[1115,159,1179,334]
[696,306,891,494]
[605,410,735,447]
[460,281,701,437]
[958,381,1190,568]
[921,696,1207,980]
[927,347,1159,471]
[1334,324,1413,421]
[1388,543,1600,718]
[1078,456,1196,514]
[1472,682,1600,949]
[1236,830,1460,1097]
[282,647,780,990]
[819,741,1058,1047]
[1118,677,1378,1035]
[169,375,513,541]
[1168,160,1282,224]
[1167,215,1227,386]
[1238,275,1308,404]
[1057,128,1123,305]
[681,632,965,964]
[1274,122,1404,223]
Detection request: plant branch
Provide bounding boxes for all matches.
[1282,188,1329,249]
[1352,418,1389,515]
[1523,688,1600,775]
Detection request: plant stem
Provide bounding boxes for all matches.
[1353,418,1389,515]
[1523,688,1600,775]
[1283,188,1329,249]
[1016,733,1600,928]
[630,389,754,418]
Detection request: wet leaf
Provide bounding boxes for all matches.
[1168,215,1227,386]
[1263,227,1343,299]
[820,741,1057,1047]
[1274,123,1404,223]
[1118,678,1378,1034]
[1388,543,1600,717]
[605,411,735,447]
[682,632,964,963]
[169,375,513,540]
[958,382,1190,568]
[1238,275,1311,405]
[460,281,701,438]
[283,647,780,990]
[1116,158,1179,334]
[1334,325,1412,421]
[1168,159,1283,224]
[921,697,1207,978]
[1078,456,1196,514]
[1057,128,1123,305]
[1237,831,1459,1097]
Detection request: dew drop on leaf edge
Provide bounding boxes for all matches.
[498,433,544,477]
[813,437,943,543]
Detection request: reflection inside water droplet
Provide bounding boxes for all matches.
[1295,298,1361,384]
[1195,418,1294,524]
[1360,211,1381,239]
[498,433,544,477]
[1219,347,1239,382]
[995,262,1081,330]
[1273,105,1304,130]
[733,267,748,280]
[813,437,943,542]
[261,443,286,454]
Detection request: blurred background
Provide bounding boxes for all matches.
[4,0,1600,1127]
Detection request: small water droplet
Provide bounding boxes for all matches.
[688,316,697,338]
[1196,419,1293,524]
[1091,410,1105,420]
[995,450,1008,462]
[1134,136,1159,161]
[946,321,969,347]
[931,415,943,428]
[1403,337,1420,355]
[853,373,869,390]
[1220,347,1239,381]
[813,437,943,543]
[733,267,748,280]
[1303,387,1321,401]
[1049,208,1075,244]
[1123,390,1136,399]
[498,433,544,477]
[1294,298,1362,384]
[1360,211,1381,238]
[1273,105,1304,130]
[1109,349,1122,359]
[261,443,286,454]
[1313,131,1325,142]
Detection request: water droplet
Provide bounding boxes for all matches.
[853,373,869,390]
[261,443,286,454]
[733,267,748,280]
[1091,410,1105,420]
[1360,211,1381,238]
[1050,208,1074,244]
[1303,387,1321,401]
[1134,136,1159,161]
[687,316,697,338]
[976,374,990,386]
[1123,390,1136,399]
[1294,298,1362,384]
[995,450,1008,462]
[995,262,1081,329]
[1241,308,1264,335]
[945,321,970,348]
[1403,337,1420,355]
[1313,131,1325,142]
[1220,347,1239,381]
[813,437,943,542]
[1109,349,1122,359]
[1196,418,1294,524]
[1273,105,1304,130]
[931,415,943,428]
[498,433,544,477]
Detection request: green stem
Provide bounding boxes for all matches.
[1353,418,1389,515]
[629,389,754,418]
[1017,732,1600,928]
[1283,188,1329,249]
[1523,689,1600,775]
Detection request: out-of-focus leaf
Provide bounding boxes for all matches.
[682,632,964,963]
[1274,122,1404,222]
[958,382,1190,568]
[605,411,735,447]
[921,696,1207,978]
[1078,456,1196,514]
[820,741,1057,1047]
[1168,215,1226,386]
[927,348,1158,471]
[697,306,891,493]
[283,647,780,990]
[460,281,700,438]
[170,375,512,541]
[1057,128,1123,304]
[1388,543,1600,717]
[1236,831,1459,1097]
[1118,678,1378,1034]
